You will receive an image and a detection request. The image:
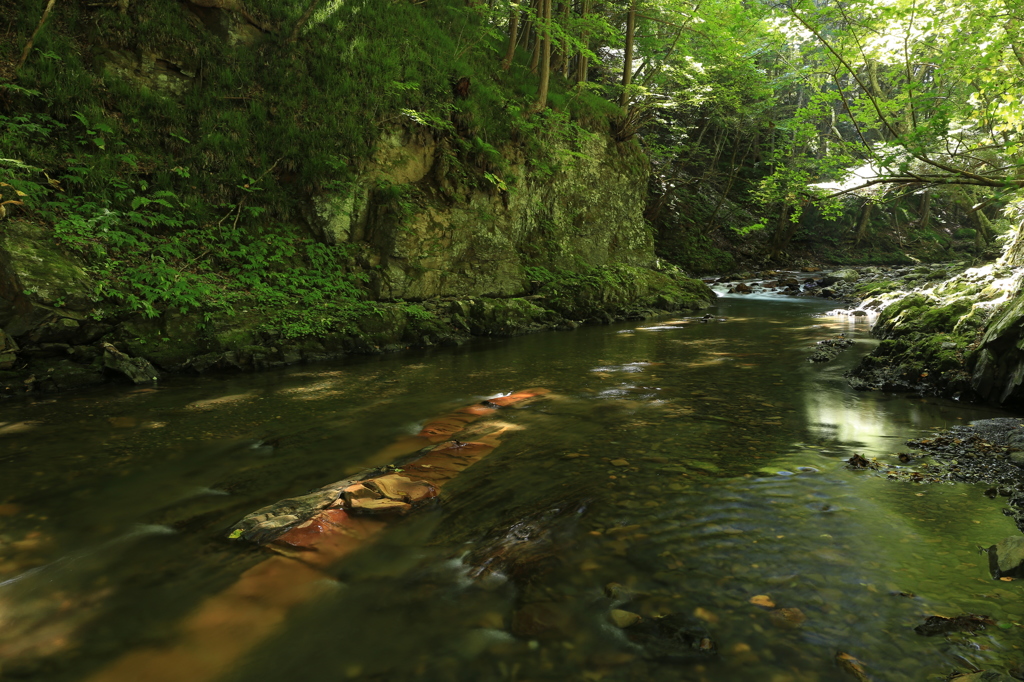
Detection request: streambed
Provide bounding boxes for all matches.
[0,290,1021,682]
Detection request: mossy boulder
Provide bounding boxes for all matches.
[537,266,713,321]
[832,268,860,283]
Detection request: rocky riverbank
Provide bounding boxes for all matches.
[704,257,1024,407]
[850,417,1024,587]
[0,248,714,397]
[844,260,1023,404]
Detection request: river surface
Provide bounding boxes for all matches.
[1,292,1022,682]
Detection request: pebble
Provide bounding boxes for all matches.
[610,609,642,628]
[769,607,806,629]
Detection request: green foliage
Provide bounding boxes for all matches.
[1,0,644,339]
[655,228,736,275]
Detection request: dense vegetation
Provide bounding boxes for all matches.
[2,0,1023,322]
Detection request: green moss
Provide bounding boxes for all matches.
[855,280,898,297]
[3,0,628,331]
[877,294,972,338]
[528,264,713,319]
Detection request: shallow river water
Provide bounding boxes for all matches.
[1,291,1022,682]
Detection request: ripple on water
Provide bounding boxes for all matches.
[0,296,1019,682]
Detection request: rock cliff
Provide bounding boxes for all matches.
[0,129,713,396]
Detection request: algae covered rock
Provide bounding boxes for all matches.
[846,261,1024,402]
[831,268,860,283]
[536,265,714,321]
[987,536,1024,579]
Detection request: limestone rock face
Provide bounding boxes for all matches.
[312,128,655,301]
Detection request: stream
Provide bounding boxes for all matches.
[1,288,1022,682]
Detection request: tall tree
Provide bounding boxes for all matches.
[531,0,553,111]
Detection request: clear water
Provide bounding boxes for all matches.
[1,293,1021,682]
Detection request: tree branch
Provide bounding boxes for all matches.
[15,0,56,74]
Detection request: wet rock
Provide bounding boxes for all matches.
[604,582,645,603]
[624,612,716,662]
[894,419,1024,532]
[730,283,753,294]
[29,358,105,391]
[913,613,995,636]
[846,454,877,469]
[949,672,1014,682]
[836,652,870,682]
[808,335,854,362]
[768,607,806,629]
[610,609,642,628]
[511,601,572,638]
[988,536,1024,579]
[102,343,159,384]
[609,458,630,467]
[832,269,861,283]
[341,474,437,515]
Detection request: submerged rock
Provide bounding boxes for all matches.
[610,609,642,628]
[808,335,854,363]
[988,536,1024,579]
[913,613,995,636]
[624,612,716,662]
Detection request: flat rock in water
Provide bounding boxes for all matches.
[948,672,1015,682]
[367,474,437,503]
[610,609,642,628]
[348,497,412,514]
[768,607,806,629]
[988,536,1024,579]
[835,652,870,682]
[624,612,716,662]
[511,601,572,638]
[913,613,995,636]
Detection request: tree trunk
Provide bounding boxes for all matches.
[531,0,552,112]
[500,5,519,70]
[770,204,796,260]
[15,0,57,73]
[704,134,753,236]
[918,191,931,231]
[853,201,873,246]
[976,208,993,241]
[619,0,636,108]
[575,0,590,84]
[559,1,569,78]
[528,0,541,73]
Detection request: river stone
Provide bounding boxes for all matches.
[968,418,1024,450]
[624,612,716,662]
[988,536,1024,579]
[610,609,642,628]
[832,269,860,282]
[947,672,1013,682]
[102,343,159,384]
